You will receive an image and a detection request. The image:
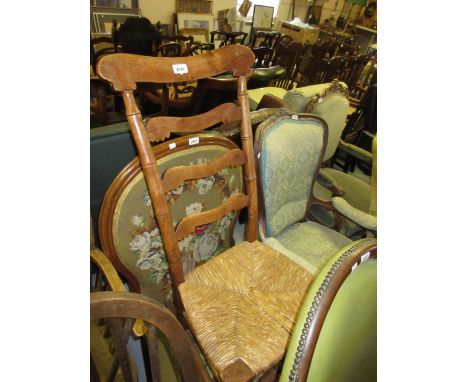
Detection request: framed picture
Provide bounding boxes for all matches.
[177,12,214,33]
[156,23,172,37]
[176,0,212,14]
[91,0,139,8]
[91,6,141,34]
[252,5,274,30]
[179,28,209,43]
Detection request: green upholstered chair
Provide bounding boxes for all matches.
[324,136,377,236]
[254,111,359,276]
[279,238,377,382]
[98,133,244,308]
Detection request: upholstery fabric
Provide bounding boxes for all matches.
[307,94,349,162]
[109,145,243,304]
[331,197,377,230]
[279,239,377,382]
[318,168,371,212]
[338,140,373,163]
[283,83,332,113]
[261,119,324,237]
[267,221,351,271]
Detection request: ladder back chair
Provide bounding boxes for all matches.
[97,45,314,381]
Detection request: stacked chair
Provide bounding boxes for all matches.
[91,235,377,382]
[95,45,377,381]
[96,46,312,380]
[251,80,376,237]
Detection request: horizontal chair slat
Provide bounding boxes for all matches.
[147,103,242,142]
[163,149,246,193]
[96,45,255,91]
[176,193,249,240]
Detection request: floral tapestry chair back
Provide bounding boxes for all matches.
[99,133,244,307]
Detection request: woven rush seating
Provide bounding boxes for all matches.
[180,241,313,379]
[97,46,314,381]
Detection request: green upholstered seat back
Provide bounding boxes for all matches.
[306,92,349,162]
[256,112,327,238]
[99,134,243,305]
[282,81,349,162]
[280,239,377,382]
[282,83,331,113]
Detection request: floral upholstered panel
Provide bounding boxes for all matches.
[261,119,324,237]
[111,145,243,304]
[305,94,349,162]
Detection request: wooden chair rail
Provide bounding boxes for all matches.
[96,45,255,91]
[175,193,249,240]
[162,149,246,193]
[146,102,242,142]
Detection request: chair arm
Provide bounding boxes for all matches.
[331,197,377,231]
[338,139,372,164]
[256,93,287,110]
[91,249,147,337]
[317,169,345,197]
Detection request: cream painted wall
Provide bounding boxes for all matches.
[139,0,312,30]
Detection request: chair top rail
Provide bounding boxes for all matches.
[97,45,255,91]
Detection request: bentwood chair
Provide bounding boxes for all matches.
[279,238,377,382]
[156,42,183,57]
[97,46,314,381]
[91,291,210,382]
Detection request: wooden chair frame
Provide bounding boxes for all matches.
[97,46,257,321]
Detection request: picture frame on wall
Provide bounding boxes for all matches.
[177,13,214,34]
[179,28,210,43]
[91,6,141,34]
[252,5,274,30]
[176,0,212,14]
[91,0,139,8]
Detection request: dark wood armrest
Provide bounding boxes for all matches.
[256,93,287,110]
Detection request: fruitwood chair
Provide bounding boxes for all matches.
[279,238,377,382]
[254,111,355,273]
[97,45,314,381]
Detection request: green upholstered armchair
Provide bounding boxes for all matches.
[254,111,364,276]
[324,136,377,236]
[279,238,377,382]
[98,133,244,308]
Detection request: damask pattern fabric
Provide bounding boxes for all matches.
[261,120,324,237]
[269,221,351,270]
[111,145,243,304]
